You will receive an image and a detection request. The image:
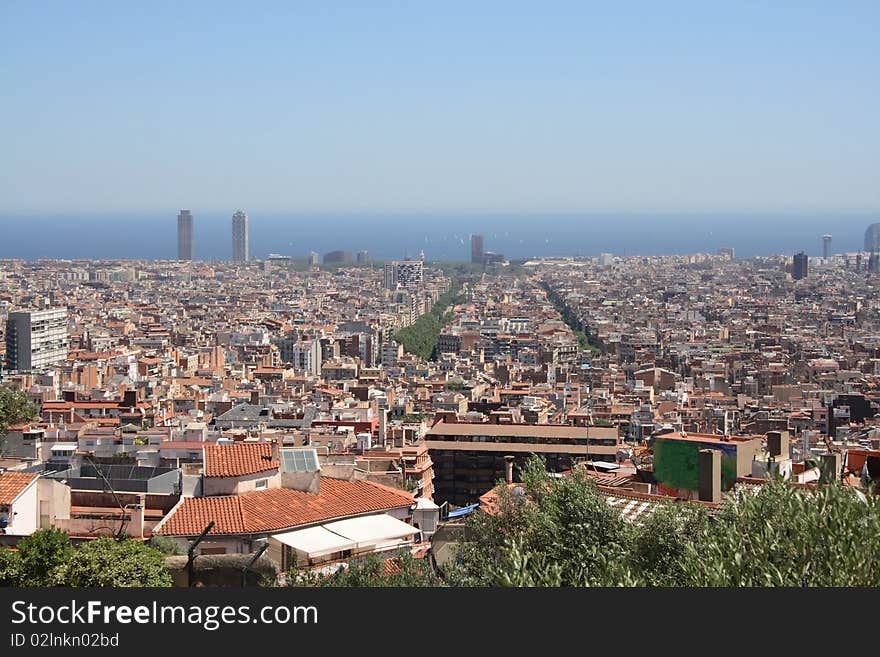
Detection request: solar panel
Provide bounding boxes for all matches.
[280,448,319,473]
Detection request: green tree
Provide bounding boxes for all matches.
[449,457,634,586]
[149,534,183,556]
[0,549,20,586]
[292,552,441,587]
[15,528,73,586]
[628,503,710,586]
[0,386,38,451]
[55,538,173,587]
[680,481,880,587]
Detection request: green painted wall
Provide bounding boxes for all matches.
[654,438,738,491]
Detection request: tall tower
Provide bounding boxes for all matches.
[471,234,484,264]
[232,210,249,262]
[822,234,832,259]
[792,252,808,280]
[177,210,193,260]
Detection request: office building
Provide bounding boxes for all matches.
[425,421,621,506]
[822,234,832,259]
[308,251,319,266]
[792,252,808,280]
[4,308,69,372]
[232,210,249,262]
[471,234,484,264]
[865,224,880,253]
[356,250,370,264]
[177,210,193,260]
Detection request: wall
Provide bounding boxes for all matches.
[8,482,38,535]
[203,471,280,496]
[653,438,739,492]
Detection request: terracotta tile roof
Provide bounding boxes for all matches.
[203,442,279,478]
[156,478,415,536]
[0,472,38,505]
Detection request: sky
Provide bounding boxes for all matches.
[1,1,879,214]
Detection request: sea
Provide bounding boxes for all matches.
[0,212,876,262]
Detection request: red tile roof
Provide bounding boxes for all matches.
[203,442,279,478]
[156,478,415,536]
[0,472,37,505]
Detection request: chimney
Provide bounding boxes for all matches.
[820,452,841,484]
[271,439,279,464]
[128,494,146,539]
[766,431,789,459]
[504,455,515,485]
[698,449,721,503]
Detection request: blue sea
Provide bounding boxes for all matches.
[0,212,875,261]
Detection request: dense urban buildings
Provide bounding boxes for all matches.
[177,210,193,261]
[232,210,249,262]
[4,242,880,581]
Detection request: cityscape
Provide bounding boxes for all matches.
[3,213,880,587]
[3,2,880,600]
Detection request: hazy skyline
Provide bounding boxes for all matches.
[2,2,879,214]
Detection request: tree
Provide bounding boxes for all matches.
[291,552,441,587]
[0,549,20,586]
[55,538,173,587]
[0,386,38,451]
[449,457,634,586]
[628,502,710,586]
[15,527,73,586]
[679,481,880,587]
[149,534,183,556]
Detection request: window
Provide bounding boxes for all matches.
[255,479,268,490]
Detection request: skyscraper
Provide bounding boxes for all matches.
[822,234,832,259]
[792,252,808,280]
[232,210,249,262]
[471,234,484,264]
[4,308,69,372]
[177,210,193,260]
[864,223,880,253]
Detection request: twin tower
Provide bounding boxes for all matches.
[177,210,249,262]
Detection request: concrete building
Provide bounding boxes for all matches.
[822,234,832,259]
[232,210,249,262]
[323,250,353,264]
[792,252,808,280]
[384,260,423,290]
[471,234,484,264]
[177,210,193,260]
[425,421,622,506]
[356,250,370,264]
[865,223,880,253]
[4,308,69,372]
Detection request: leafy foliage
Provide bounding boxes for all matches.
[55,538,173,587]
[448,456,880,587]
[291,552,441,587]
[680,482,880,586]
[0,386,38,445]
[149,534,184,556]
[393,285,461,360]
[449,457,634,586]
[15,527,74,586]
[0,529,172,587]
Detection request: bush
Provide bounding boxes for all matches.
[292,552,441,587]
[15,528,73,586]
[56,538,172,587]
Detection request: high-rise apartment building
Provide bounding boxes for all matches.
[384,260,423,290]
[232,210,249,261]
[177,210,193,260]
[792,252,808,280]
[471,234,484,264]
[4,308,69,372]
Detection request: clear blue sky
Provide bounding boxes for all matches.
[2,1,878,213]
